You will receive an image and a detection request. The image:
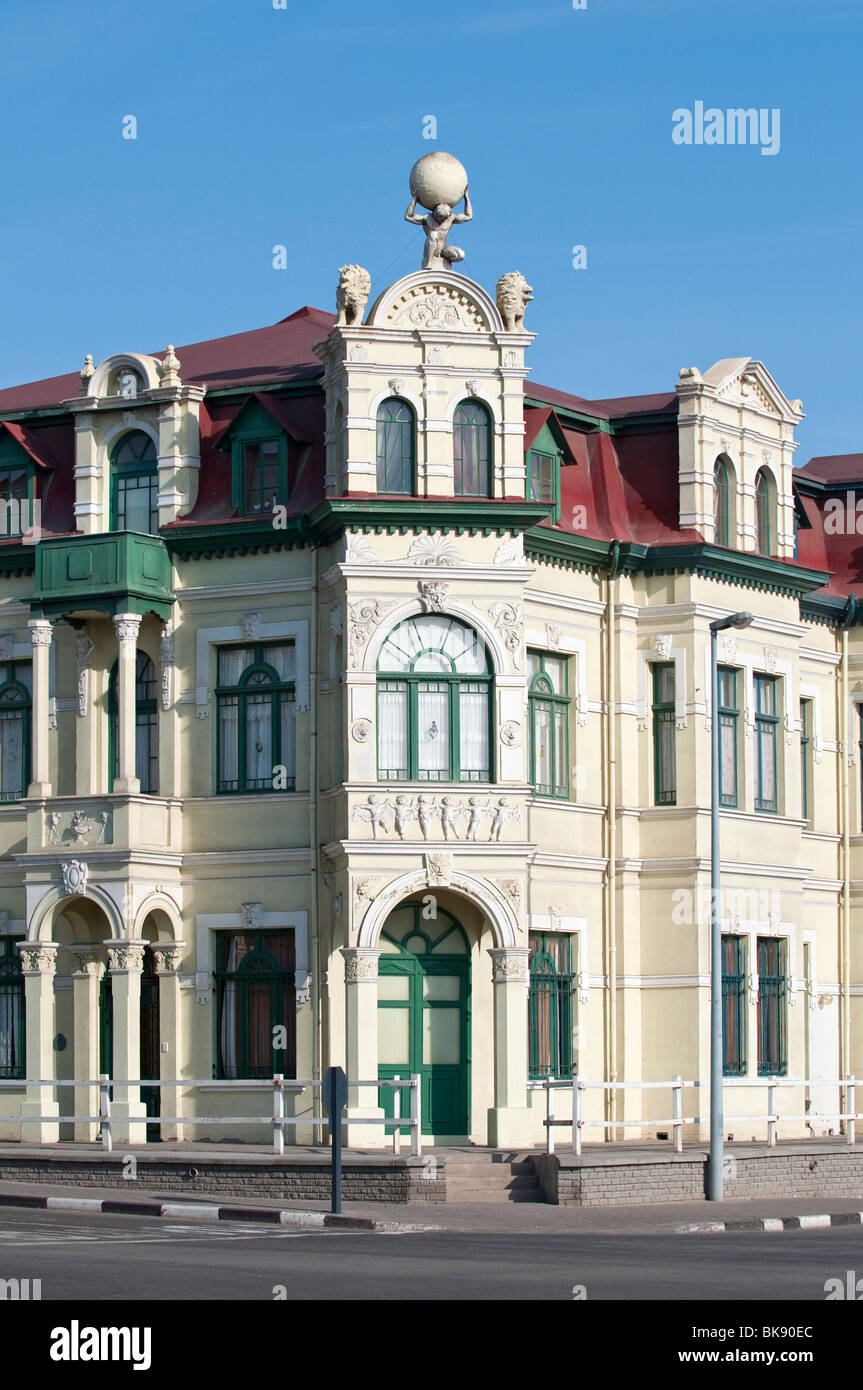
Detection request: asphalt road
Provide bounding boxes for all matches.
[1,1206,861,1302]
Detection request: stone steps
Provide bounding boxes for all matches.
[440,1152,545,1203]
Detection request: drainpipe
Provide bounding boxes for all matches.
[605,542,621,1139]
[839,597,856,1122]
[309,546,321,1142]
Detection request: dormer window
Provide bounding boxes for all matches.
[454,400,491,497]
[222,400,290,518]
[111,432,159,534]
[241,439,283,515]
[528,450,560,520]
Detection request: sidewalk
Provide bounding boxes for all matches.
[3,1176,863,1235]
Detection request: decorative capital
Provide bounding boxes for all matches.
[18,942,59,975]
[105,940,146,973]
[151,942,185,975]
[341,947,382,983]
[28,619,53,648]
[488,947,530,985]
[113,613,141,644]
[67,945,104,978]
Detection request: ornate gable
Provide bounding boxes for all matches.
[365,270,503,334]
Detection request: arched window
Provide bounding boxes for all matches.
[108,651,158,794]
[453,400,491,497]
[0,660,31,801]
[216,642,296,794]
[111,431,158,534]
[376,398,415,494]
[527,651,569,798]
[714,456,731,546]
[755,469,774,555]
[377,615,492,782]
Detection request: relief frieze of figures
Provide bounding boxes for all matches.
[352,792,521,841]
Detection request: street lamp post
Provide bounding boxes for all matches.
[707,611,753,1201]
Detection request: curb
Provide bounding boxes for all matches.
[677,1211,863,1234]
[0,1189,437,1234]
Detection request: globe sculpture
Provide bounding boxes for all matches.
[408,152,469,211]
[405,153,472,271]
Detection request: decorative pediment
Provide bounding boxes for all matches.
[82,352,164,401]
[365,270,503,333]
[699,358,801,420]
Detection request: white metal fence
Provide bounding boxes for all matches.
[0,1074,423,1157]
[528,1075,860,1155]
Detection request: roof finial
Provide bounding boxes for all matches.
[80,353,95,395]
[159,344,182,387]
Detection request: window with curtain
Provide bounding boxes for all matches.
[755,469,773,556]
[376,615,491,782]
[216,929,296,1079]
[216,642,296,794]
[652,663,676,805]
[722,935,746,1076]
[529,933,575,1079]
[376,398,415,494]
[800,698,813,823]
[757,936,787,1075]
[108,652,158,794]
[714,457,730,546]
[111,431,159,534]
[527,651,569,798]
[0,661,30,802]
[0,936,24,1080]
[754,674,778,813]
[453,400,491,497]
[527,450,560,520]
[240,440,283,515]
[717,666,739,808]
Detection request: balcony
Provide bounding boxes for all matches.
[32,531,174,620]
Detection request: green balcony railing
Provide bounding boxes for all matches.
[33,531,174,620]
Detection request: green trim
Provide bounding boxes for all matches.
[376,398,416,495]
[32,531,174,622]
[757,936,787,1076]
[800,697,813,823]
[529,932,574,1079]
[754,673,779,813]
[215,642,296,795]
[527,438,561,522]
[717,666,739,809]
[637,543,830,597]
[214,929,297,1080]
[453,399,492,498]
[527,650,569,798]
[652,662,676,806]
[0,663,31,800]
[110,431,158,534]
[0,934,25,1080]
[107,651,158,795]
[722,934,746,1076]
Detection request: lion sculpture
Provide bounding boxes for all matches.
[335,265,372,328]
[495,272,534,331]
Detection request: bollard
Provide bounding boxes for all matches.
[672,1075,683,1153]
[273,1074,285,1156]
[392,1075,401,1155]
[410,1073,421,1157]
[546,1075,555,1156]
[572,1073,582,1156]
[99,1074,112,1153]
[767,1082,777,1148]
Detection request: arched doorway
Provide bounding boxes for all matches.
[377,902,470,1136]
[140,945,160,1138]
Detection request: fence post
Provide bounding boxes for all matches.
[392,1075,401,1155]
[546,1076,555,1156]
[572,1073,582,1156]
[848,1077,856,1147]
[767,1082,777,1148]
[273,1074,285,1156]
[99,1074,112,1154]
[672,1075,683,1153]
[410,1073,421,1158]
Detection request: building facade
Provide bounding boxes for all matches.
[0,237,860,1149]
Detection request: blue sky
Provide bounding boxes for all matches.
[0,0,859,460]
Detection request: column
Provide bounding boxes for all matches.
[341,947,385,1149]
[27,619,53,797]
[487,947,533,1147]
[18,942,60,1142]
[105,939,148,1144]
[151,943,185,1141]
[68,946,104,1142]
[112,613,141,794]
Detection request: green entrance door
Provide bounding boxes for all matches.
[377,904,469,1137]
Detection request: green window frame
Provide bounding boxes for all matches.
[527,650,569,798]
[755,469,773,556]
[652,663,676,805]
[722,934,746,1076]
[453,400,491,497]
[215,929,296,1080]
[714,456,730,546]
[0,935,25,1080]
[0,660,31,802]
[800,698,813,824]
[231,434,288,517]
[754,674,778,813]
[216,641,296,794]
[717,666,739,809]
[527,450,560,520]
[757,936,787,1076]
[529,932,575,1079]
[110,431,159,534]
[376,398,415,494]
[376,616,492,783]
[108,651,158,794]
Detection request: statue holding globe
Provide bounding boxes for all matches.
[405,152,472,271]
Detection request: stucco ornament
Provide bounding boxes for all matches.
[242,612,261,641]
[76,629,94,718]
[18,943,58,975]
[496,273,533,331]
[497,879,521,911]
[344,531,377,564]
[160,620,174,711]
[351,718,373,744]
[651,634,673,661]
[352,877,381,924]
[546,622,561,650]
[342,949,381,983]
[107,942,146,973]
[60,860,88,897]
[420,580,450,614]
[352,794,393,839]
[241,902,263,929]
[335,265,371,327]
[159,344,182,388]
[405,534,462,566]
[424,852,452,887]
[488,948,530,985]
[500,721,521,748]
[0,634,13,662]
[481,600,523,668]
[405,152,472,270]
[494,536,523,567]
[151,944,184,975]
[349,343,368,363]
[347,598,394,667]
[80,353,95,394]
